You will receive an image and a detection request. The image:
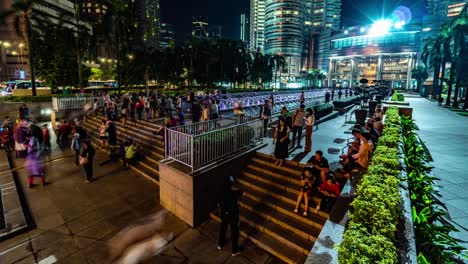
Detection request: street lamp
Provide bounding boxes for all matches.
[3,42,11,48]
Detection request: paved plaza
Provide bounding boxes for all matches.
[0,147,282,264]
[405,96,468,248]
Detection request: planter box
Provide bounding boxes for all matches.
[383,101,410,106]
[354,109,368,125]
[383,105,413,119]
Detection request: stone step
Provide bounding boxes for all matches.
[238,182,329,224]
[82,122,164,161]
[246,163,299,186]
[242,170,302,197]
[210,212,307,264]
[251,154,304,176]
[256,152,305,169]
[85,129,159,183]
[238,175,306,208]
[235,207,315,255]
[85,118,165,151]
[239,194,321,242]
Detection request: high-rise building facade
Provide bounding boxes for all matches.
[249,0,265,52]
[192,16,209,38]
[264,0,305,76]
[240,13,250,46]
[0,0,80,81]
[133,0,160,49]
[160,23,175,49]
[311,0,341,31]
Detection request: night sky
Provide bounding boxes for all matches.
[159,0,427,44]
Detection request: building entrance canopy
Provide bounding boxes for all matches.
[328,53,417,89]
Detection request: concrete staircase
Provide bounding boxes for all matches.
[81,117,164,184]
[210,152,329,264]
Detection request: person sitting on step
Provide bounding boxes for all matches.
[294,167,320,217]
[315,174,340,213]
[306,150,329,182]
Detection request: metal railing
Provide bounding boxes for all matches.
[165,118,263,173]
[170,116,257,135]
[52,96,104,111]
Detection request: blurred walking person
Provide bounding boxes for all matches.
[80,140,95,183]
[25,149,46,188]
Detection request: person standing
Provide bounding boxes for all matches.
[273,117,290,166]
[338,89,343,99]
[291,104,306,148]
[259,100,271,137]
[71,133,81,166]
[192,100,202,123]
[177,107,185,126]
[80,140,95,183]
[300,92,305,105]
[25,150,46,188]
[304,108,315,153]
[217,176,243,256]
[42,124,51,154]
[106,120,117,146]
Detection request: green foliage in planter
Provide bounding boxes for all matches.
[391,92,404,102]
[339,223,398,264]
[401,116,468,262]
[338,107,401,263]
[332,96,359,108]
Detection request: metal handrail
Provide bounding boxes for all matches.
[52,96,104,111]
[165,118,263,173]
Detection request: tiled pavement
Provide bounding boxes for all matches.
[0,146,282,264]
[405,96,468,249]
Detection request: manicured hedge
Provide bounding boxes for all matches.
[338,106,401,263]
[0,95,53,103]
[391,92,404,102]
[332,96,359,108]
[312,103,333,120]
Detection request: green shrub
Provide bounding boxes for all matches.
[0,95,53,103]
[391,92,404,102]
[338,106,401,263]
[332,96,359,108]
[339,223,398,264]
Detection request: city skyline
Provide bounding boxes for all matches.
[159,0,427,44]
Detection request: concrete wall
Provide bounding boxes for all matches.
[0,102,53,123]
[160,150,257,227]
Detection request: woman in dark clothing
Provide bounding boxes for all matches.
[273,117,290,166]
[106,120,117,146]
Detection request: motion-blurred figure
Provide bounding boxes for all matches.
[108,210,174,264]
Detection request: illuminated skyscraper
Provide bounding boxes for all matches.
[160,23,175,49]
[249,0,265,51]
[427,0,467,17]
[133,0,160,49]
[311,0,341,31]
[240,13,250,45]
[192,16,209,38]
[264,0,305,76]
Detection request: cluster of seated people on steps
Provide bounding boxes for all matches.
[99,138,144,169]
[294,104,383,216]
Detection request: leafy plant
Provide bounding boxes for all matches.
[332,96,359,108]
[401,115,468,262]
[391,92,405,102]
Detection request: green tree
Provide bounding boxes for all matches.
[0,0,43,96]
[269,55,285,89]
[451,13,468,108]
[412,65,429,93]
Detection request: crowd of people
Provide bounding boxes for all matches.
[289,102,383,216]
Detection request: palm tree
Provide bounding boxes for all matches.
[307,69,321,89]
[317,71,326,88]
[451,11,468,108]
[0,0,41,96]
[412,65,429,93]
[270,55,285,89]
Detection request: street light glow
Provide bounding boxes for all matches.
[360,27,366,33]
[369,19,392,35]
[3,42,11,48]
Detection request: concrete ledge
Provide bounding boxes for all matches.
[160,145,265,227]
